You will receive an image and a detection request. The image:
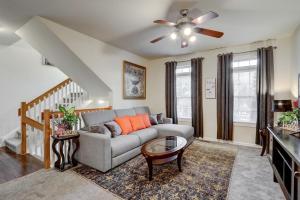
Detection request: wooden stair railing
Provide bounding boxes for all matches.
[42,106,112,168]
[18,78,72,116]
[18,78,89,168]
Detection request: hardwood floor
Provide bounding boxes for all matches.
[0,147,43,184]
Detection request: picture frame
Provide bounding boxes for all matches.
[123,60,146,99]
[205,78,216,99]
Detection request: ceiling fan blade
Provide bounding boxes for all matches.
[194,27,224,38]
[153,20,176,27]
[150,35,167,43]
[192,11,219,25]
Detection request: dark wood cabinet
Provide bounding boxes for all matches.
[268,127,300,200]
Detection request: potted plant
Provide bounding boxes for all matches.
[55,106,79,136]
[278,108,299,129]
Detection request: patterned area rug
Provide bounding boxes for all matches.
[73,140,237,200]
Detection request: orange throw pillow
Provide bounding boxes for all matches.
[138,114,151,128]
[115,116,133,135]
[129,115,146,131]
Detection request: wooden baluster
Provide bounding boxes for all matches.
[44,109,51,169]
[55,90,58,110]
[77,85,81,108]
[65,84,68,106]
[58,88,62,108]
[73,82,77,106]
[51,92,54,110]
[71,82,74,106]
[37,100,41,123]
[33,103,37,122]
[20,102,27,155]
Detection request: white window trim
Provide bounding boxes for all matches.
[234,122,256,128]
[178,118,192,122]
[232,54,258,124]
[176,62,192,120]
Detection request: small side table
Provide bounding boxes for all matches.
[52,134,80,171]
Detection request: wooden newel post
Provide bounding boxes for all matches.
[44,109,51,169]
[20,102,27,155]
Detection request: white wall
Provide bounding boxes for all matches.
[291,25,300,98]
[17,17,112,105]
[39,18,150,109]
[0,40,67,144]
[147,37,293,145]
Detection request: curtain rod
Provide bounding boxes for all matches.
[175,46,278,62]
[176,59,191,63]
[233,46,277,55]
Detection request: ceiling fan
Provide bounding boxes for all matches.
[150,9,224,48]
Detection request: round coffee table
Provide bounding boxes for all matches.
[141,136,187,180]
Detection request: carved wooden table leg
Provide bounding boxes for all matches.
[67,140,71,164]
[71,137,80,166]
[52,139,60,169]
[59,140,65,171]
[177,150,184,172]
[146,157,153,181]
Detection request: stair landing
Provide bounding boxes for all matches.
[0,147,43,184]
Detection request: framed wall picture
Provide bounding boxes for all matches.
[205,78,216,99]
[123,61,146,99]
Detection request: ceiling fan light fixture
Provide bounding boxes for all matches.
[170,32,177,40]
[181,40,188,48]
[183,27,192,36]
[189,35,196,42]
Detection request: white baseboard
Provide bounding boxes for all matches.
[200,137,261,148]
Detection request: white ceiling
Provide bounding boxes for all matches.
[0,0,300,59]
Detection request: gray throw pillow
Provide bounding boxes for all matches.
[156,113,164,124]
[149,114,158,125]
[104,121,122,137]
[88,124,106,134]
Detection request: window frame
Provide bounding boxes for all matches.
[232,55,258,125]
[176,62,192,121]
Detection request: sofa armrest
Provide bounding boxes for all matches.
[77,130,112,172]
[163,117,173,124]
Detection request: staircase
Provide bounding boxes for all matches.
[4,78,88,160]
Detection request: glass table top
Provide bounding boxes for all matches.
[145,136,187,154]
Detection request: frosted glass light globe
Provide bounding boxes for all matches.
[183,27,192,36]
[170,32,177,40]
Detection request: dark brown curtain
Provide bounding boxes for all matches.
[191,58,204,137]
[217,53,234,140]
[256,47,274,144]
[165,61,178,124]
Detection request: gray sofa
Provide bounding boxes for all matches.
[77,106,194,172]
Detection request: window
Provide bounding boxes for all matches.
[176,61,192,120]
[233,52,257,123]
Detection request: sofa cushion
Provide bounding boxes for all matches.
[88,124,108,134]
[152,124,194,140]
[82,110,116,127]
[111,135,140,157]
[134,106,151,115]
[149,114,158,125]
[104,121,122,137]
[114,108,136,117]
[115,116,133,135]
[138,114,151,128]
[129,115,146,131]
[131,128,158,144]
